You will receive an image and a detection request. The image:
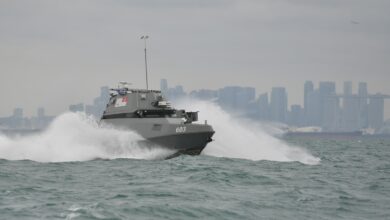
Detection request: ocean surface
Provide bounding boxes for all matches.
[0,103,389,219]
[1,137,389,220]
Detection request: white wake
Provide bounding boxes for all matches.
[176,99,320,165]
[0,112,174,162]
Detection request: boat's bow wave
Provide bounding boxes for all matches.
[0,112,175,162]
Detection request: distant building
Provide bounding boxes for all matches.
[159,79,187,100]
[87,86,110,118]
[69,103,85,112]
[319,81,336,125]
[306,89,321,126]
[289,104,304,126]
[258,93,269,120]
[189,89,218,100]
[322,95,341,131]
[358,82,368,97]
[270,87,287,123]
[342,95,360,131]
[11,108,24,129]
[304,81,314,117]
[218,86,256,114]
[31,107,54,129]
[160,79,168,94]
[167,85,187,100]
[368,95,385,130]
[358,82,369,128]
[339,81,369,131]
[343,81,352,96]
[68,86,110,119]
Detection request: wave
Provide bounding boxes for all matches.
[0,112,174,162]
[175,99,320,165]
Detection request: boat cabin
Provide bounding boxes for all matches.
[101,86,198,123]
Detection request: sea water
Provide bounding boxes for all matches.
[0,101,389,219]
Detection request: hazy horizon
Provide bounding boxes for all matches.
[1,0,389,119]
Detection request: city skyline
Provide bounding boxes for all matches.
[1,79,389,119]
[1,79,389,134]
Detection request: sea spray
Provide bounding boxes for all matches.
[0,112,174,162]
[175,99,320,165]
[0,102,320,164]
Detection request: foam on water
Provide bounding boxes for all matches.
[176,99,320,165]
[0,112,174,162]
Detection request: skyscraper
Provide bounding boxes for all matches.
[342,95,360,131]
[258,93,269,120]
[323,95,341,131]
[218,86,255,113]
[270,87,287,123]
[160,79,168,94]
[319,81,336,96]
[358,82,368,97]
[304,81,314,116]
[343,81,352,96]
[306,90,321,126]
[289,104,304,126]
[358,82,368,128]
[319,81,336,125]
[368,95,385,130]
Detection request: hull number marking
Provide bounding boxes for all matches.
[175,126,186,133]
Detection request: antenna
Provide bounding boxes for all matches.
[140,35,149,90]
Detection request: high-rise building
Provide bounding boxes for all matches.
[342,81,353,130]
[343,81,352,96]
[9,108,24,129]
[258,93,269,120]
[319,81,336,125]
[33,107,53,129]
[168,85,186,100]
[340,82,369,131]
[323,95,341,131]
[319,81,336,94]
[304,81,314,116]
[160,79,168,94]
[270,87,287,123]
[342,95,360,131]
[236,87,256,109]
[306,90,321,126]
[218,86,255,113]
[368,95,385,130]
[289,104,304,126]
[358,82,368,128]
[358,82,368,97]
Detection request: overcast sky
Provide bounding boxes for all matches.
[1,0,389,118]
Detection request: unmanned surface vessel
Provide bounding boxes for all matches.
[101,83,215,156]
